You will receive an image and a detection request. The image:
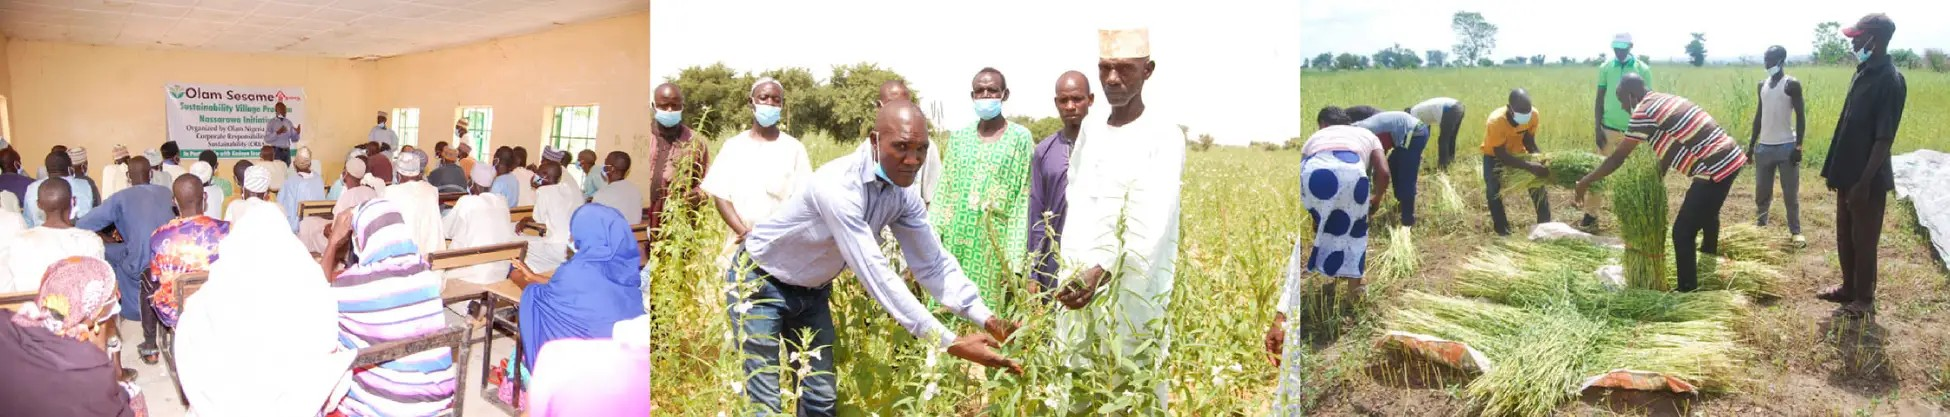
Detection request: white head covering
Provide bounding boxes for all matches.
[470,162,496,188]
[750,77,783,97]
[173,207,353,416]
[394,150,424,177]
[190,161,214,184]
[1099,27,1151,58]
[143,150,163,167]
[243,165,270,194]
[293,147,313,171]
[343,156,368,180]
[1613,33,1633,46]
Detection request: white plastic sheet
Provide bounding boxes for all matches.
[1890,150,1950,270]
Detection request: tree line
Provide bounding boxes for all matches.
[1304,12,1946,72]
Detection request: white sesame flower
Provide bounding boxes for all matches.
[1229,363,1244,372]
[733,301,754,314]
[923,349,938,368]
[807,348,822,361]
[729,381,743,394]
[921,382,939,401]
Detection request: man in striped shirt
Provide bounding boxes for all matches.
[1575,73,1747,292]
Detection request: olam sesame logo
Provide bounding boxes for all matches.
[276,91,303,102]
[169,85,186,99]
[167,85,301,102]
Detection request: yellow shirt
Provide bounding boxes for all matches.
[1481,107,1541,156]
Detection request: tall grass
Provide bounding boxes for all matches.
[1303,66,1950,168]
[652,133,1292,414]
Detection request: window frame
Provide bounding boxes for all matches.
[456,106,495,161]
[545,104,601,157]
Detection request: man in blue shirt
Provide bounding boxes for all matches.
[489,147,521,208]
[74,156,175,363]
[264,102,301,163]
[726,100,1020,415]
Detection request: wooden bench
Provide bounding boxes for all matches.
[424,241,534,409]
[349,320,472,417]
[509,205,534,224]
[633,223,651,265]
[0,290,35,311]
[298,200,335,220]
[438,192,464,209]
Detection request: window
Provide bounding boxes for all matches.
[547,105,600,156]
[457,107,494,161]
[0,95,11,143]
[390,108,420,148]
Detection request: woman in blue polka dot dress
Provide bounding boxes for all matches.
[1267,107,1391,409]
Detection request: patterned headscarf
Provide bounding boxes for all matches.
[112,145,130,161]
[541,146,567,164]
[243,165,271,194]
[66,147,88,166]
[9,256,120,342]
[293,147,313,171]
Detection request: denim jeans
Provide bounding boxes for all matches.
[1482,155,1551,236]
[725,253,837,417]
[1388,128,1429,226]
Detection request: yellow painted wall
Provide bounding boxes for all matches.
[1,33,15,142]
[5,41,377,177]
[373,12,650,188]
[3,11,649,193]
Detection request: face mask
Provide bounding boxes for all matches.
[1856,44,1874,62]
[457,128,466,138]
[1766,65,1781,77]
[753,104,782,127]
[655,109,683,128]
[973,98,1004,120]
[869,144,894,184]
[1511,111,1533,125]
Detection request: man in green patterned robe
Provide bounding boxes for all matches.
[931,67,1034,316]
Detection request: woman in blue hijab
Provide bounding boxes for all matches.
[520,203,645,372]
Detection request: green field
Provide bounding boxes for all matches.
[1303,65,1950,165]
[651,132,1302,415]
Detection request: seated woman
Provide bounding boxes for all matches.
[518,204,645,381]
[525,314,652,417]
[175,208,354,416]
[322,199,457,416]
[0,256,146,416]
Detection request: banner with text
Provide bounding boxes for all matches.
[165,83,305,158]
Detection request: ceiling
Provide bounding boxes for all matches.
[0,0,645,58]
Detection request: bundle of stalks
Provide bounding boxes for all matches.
[1710,224,1781,263]
[1372,226,1418,283]
[1577,288,1748,323]
[1591,320,1754,393]
[1464,305,1609,417]
[1611,150,1669,290]
[1386,291,1535,355]
[1665,256,1784,299]
[1499,152,1607,196]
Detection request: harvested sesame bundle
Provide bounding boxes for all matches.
[1499,151,1608,196]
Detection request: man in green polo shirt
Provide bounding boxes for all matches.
[1595,32,1652,154]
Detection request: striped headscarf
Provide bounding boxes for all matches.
[541,146,567,164]
[9,256,120,342]
[331,198,456,415]
[66,147,88,166]
[242,165,270,194]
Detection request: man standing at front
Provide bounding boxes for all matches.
[647,83,712,235]
[933,67,1035,314]
[1027,71,1091,293]
[853,80,944,205]
[1052,26,1184,412]
[1818,14,1907,317]
[1748,46,1809,247]
[370,111,399,153]
[1595,33,1651,154]
[726,100,1020,415]
[264,101,301,163]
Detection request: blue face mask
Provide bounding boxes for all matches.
[870,147,894,184]
[655,109,683,128]
[1856,46,1873,62]
[973,98,1004,120]
[753,104,782,127]
[1766,65,1781,77]
[1511,111,1533,125]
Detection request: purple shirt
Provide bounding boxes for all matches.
[0,173,32,209]
[1026,131,1074,288]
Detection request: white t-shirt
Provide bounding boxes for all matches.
[532,183,581,244]
[1409,97,1461,126]
[699,130,814,228]
[442,193,514,285]
[1301,125,1386,168]
[383,181,445,254]
[0,227,106,292]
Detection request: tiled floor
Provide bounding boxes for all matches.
[117,317,516,417]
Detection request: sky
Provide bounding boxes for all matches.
[650,0,1302,145]
[1302,0,1950,63]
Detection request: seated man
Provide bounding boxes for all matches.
[299,154,378,254]
[591,151,643,224]
[223,165,282,223]
[0,178,106,291]
[441,163,517,285]
[146,175,231,351]
[75,156,175,364]
[385,149,444,254]
[522,161,581,273]
[321,199,457,416]
[278,148,328,232]
[0,257,144,416]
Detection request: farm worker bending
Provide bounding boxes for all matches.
[853,80,943,206]
[1027,71,1093,293]
[1575,73,1749,293]
[1409,97,1466,169]
[724,100,1022,416]
[1345,106,1427,227]
[1051,26,1185,412]
[931,67,1036,317]
[1816,14,1906,317]
[701,77,815,271]
[1747,46,1809,247]
[1595,33,1652,154]
[1481,88,1554,236]
[1266,106,1390,413]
